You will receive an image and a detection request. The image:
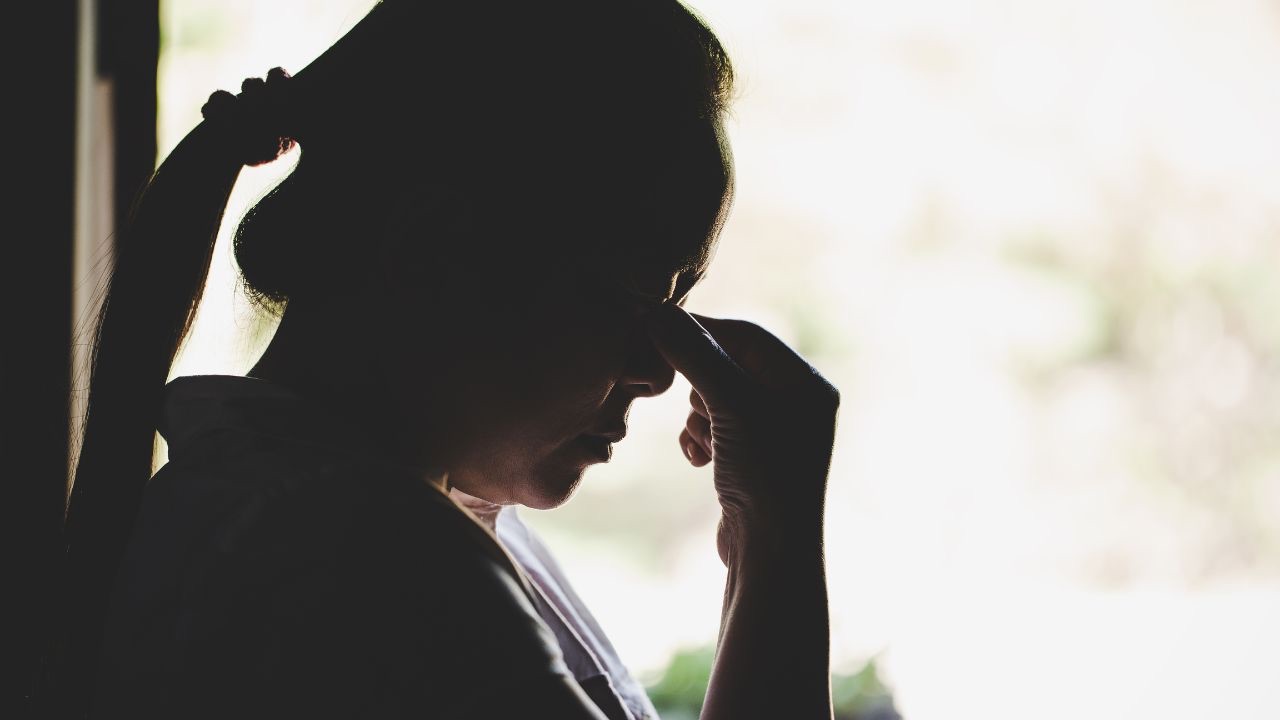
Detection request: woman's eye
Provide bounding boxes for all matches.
[600,290,644,317]
[574,280,638,315]
[569,272,663,321]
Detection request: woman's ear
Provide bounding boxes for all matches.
[375,182,480,305]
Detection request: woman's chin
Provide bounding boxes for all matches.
[519,465,587,511]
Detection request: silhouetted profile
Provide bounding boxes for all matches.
[36,1,841,718]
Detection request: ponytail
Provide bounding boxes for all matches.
[38,70,297,717]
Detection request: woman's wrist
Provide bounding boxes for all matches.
[707,502,834,720]
[719,503,826,571]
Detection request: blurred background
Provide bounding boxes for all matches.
[49,0,1280,717]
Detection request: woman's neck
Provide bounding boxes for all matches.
[448,486,508,532]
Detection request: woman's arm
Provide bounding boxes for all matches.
[645,306,839,720]
[704,518,831,719]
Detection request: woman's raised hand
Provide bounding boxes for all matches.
[644,305,840,565]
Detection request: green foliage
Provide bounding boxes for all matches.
[645,645,900,720]
[831,659,900,720]
[645,645,715,720]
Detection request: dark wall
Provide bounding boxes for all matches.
[3,1,158,713]
[4,2,79,713]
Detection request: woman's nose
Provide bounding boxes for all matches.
[618,330,676,398]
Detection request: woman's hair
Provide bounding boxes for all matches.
[38,0,733,715]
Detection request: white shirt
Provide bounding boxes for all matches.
[451,490,659,720]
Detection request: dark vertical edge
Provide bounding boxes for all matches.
[2,1,79,716]
[3,0,160,715]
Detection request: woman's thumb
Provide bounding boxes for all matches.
[644,305,745,405]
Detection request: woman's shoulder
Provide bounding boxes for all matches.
[97,439,573,717]
[126,434,524,612]
[135,438,440,561]
[144,374,506,576]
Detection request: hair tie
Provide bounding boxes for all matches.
[200,67,297,167]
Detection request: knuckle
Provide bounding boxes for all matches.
[800,365,839,399]
[800,376,840,415]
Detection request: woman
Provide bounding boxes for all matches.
[40,1,840,717]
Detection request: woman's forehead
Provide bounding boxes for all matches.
[496,115,731,302]
[583,120,732,301]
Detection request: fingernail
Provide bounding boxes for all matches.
[683,441,696,461]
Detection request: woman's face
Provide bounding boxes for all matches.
[390,119,733,508]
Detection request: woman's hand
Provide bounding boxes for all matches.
[644,305,840,565]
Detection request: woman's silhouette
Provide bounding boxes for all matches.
[40,1,840,717]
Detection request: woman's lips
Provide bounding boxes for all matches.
[575,434,615,462]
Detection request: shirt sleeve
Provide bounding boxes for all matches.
[376,477,613,719]
[429,549,614,720]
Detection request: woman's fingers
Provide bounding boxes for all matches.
[685,409,712,458]
[690,387,709,420]
[684,390,712,465]
[690,312,825,388]
[679,427,712,466]
[644,305,747,407]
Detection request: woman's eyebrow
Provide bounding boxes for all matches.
[611,283,660,304]
[617,278,669,304]
[618,282,660,299]
[612,263,707,307]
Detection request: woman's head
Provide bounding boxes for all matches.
[235,0,736,507]
[368,128,731,510]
